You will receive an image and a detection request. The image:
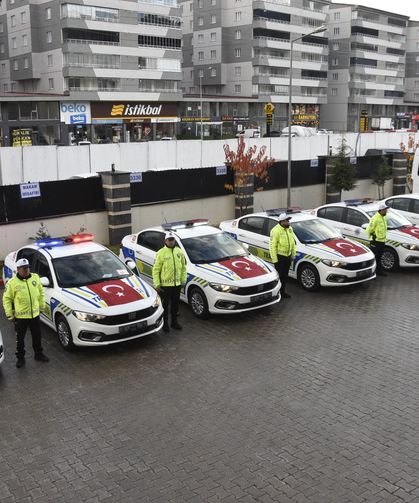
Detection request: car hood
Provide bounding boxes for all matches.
[390,226,419,242]
[192,255,275,284]
[59,276,154,311]
[304,238,372,260]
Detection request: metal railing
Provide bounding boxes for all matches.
[65,38,120,46]
[253,16,290,25]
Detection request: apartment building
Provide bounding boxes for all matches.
[180,0,330,135]
[0,0,182,144]
[405,20,419,129]
[322,4,409,132]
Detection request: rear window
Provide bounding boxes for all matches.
[317,206,345,222]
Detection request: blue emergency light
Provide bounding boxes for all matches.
[266,207,302,216]
[344,198,375,206]
[36,233,94,248]
[162,219,209,230]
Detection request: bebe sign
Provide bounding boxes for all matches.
[60,102,91,125]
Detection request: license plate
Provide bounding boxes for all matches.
[251,292,272,303]
[356,270,371,279]
[119,321,147,334]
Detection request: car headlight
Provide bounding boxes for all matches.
[72,310,106,322]
[209,283,239,293]
[152,295,161,308]
[321,259,347,268]
[401,243,419,251]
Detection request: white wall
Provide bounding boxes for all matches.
[1,132,417,185]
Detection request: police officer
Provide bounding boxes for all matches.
[153,232,187,333]
[3,258,49,368]
[367,202,389,276]
[269,213,296,299]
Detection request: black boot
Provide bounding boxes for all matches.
[34,353,49,362]
[16,358,25,368]
[163,319,170,332]
[171,319,182,330]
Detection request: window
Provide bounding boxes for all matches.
[11,15,16,27]
[22,34,27,46]
[210,32,216,41]
[11,82,16,92]
[12,37,17,49]
[332,57,338,66]
[332,72,338,80]
[235,66,241,77]
[1,63,5,72]
[198,0,203,7]
[234,84,241,94]
[198,51,204,60]
[346,208,368,227]
[210,49,216,59]
[34,254,53,286]
[198,69,204,77]
[331,88,337,96]
[333,27,340,35]
[23,57,28,68]
[0,43,5,53]
[13,59,18,70]
[334,12,340,20]
[47,54,53,66]
[3,83,8,92]
[211,14,216,24]
[21,11,26,24]
[317,206,344,222]
[211,0,216,5]
[387,198,411,212]
[45,7,51,20]
[412,200,419,215]
[211,67,216,77]
[198,17,203,26]
[238,217,265,234]
[235,29,241,40]
[137,231,165,251]
[198,34,203,43]
[48,78,54,89]
[235,48,241,58]
[46,31,52,43]
[332,43,339,51]
[0,22,3,33]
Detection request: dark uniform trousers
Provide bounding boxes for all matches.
[15,317,43,359]
[160,286,181,325]
[370,240,385,272]
[275,255,293,294]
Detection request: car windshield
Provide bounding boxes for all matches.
[291,219,341,244]
[181,232,248,264]
[366,210,412,230]
[53,250,131,288]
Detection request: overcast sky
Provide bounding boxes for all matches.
[332,0,419,20]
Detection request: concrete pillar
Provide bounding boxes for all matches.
[100,170,132,246]
[391,153,407,195]
[325,157,341,203]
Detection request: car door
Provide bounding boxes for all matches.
[386,197,419,225]
[316,206,346,234]
[31,251,55,326]
[135,231,165,284]
[344,208,370,243]
[237,216,269,260]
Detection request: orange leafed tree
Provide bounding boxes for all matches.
[224,136,275,217]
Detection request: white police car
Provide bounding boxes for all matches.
[220,210,376,291]
[0,330,4,366]
[120,220,281,318]
[382,194,419,226]
[314,199,419,271]
[2,234,164,350]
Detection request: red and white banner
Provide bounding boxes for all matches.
[398,226,419,239]
[88,279,143,306]
[322,239,368,257]
[218,258,267,279]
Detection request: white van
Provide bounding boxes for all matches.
[236,128,261,139]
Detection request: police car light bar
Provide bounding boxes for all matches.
[266,207,302,216]
[344,198,375,206]
[64,233,94,243]
[162,219,209,230]
[35,237,65,248]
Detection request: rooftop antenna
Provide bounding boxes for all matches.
[161,211,168,224]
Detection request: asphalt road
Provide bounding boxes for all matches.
[1,270,419,503]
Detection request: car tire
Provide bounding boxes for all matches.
[380,247,399,272]
[297,263,321,291]
[188,287,209,319]
[56,315,76,351]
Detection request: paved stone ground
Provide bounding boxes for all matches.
[1,270,419,503]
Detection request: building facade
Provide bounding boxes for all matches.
[322,4,409,132]
[179,0,330,136]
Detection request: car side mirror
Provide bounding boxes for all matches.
[126,260,136,271]
[40,277,50,287]
[361,223,368,230]
[242,243,249,250]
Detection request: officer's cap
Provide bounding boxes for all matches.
[16,258,30,268]
[278,213,292,222]
[378,203,389,211]
[165,232,176,240]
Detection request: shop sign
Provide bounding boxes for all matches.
[12,128,32,147]
[216,166,227,176]
[130,172,142,184]
[221,116,249,122]
[60,102,91,125]
[181,116,211,122]
[20,182,41,199]
[91,102,177,120]
[292,114,318,122]
[396,112,410,118]
[310,159,319,168]
[350,157,357,165]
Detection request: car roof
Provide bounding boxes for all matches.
[241,211,317,223]
[386,194,418,199]
[319,201,379,213]
[142,224,221,239]
[26,241,106,259]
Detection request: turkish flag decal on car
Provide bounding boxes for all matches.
[218,258,267,278]
[397,226,419,239]
[87,279,143,306]
[322,239,368,257]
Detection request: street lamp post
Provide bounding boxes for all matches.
[199,67,212,169]
[287,25,327,208]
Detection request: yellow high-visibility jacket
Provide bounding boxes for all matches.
[3,273,45,320]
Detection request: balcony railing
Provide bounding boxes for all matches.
[254,16,290,25]
[137,0,177,7]
[65,63,120,69]
[68,86,122,92]
[65,39,120,46]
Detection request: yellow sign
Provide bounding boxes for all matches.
[264,103,275,115]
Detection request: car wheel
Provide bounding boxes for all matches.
[298,263,321,291]
[380,247,399,272]
[188,287,209,319]
[56,315,76,351]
